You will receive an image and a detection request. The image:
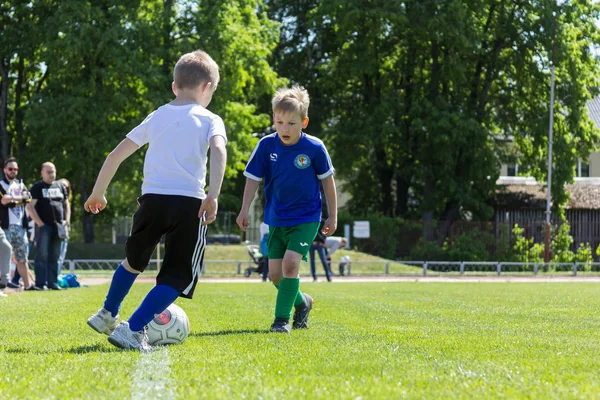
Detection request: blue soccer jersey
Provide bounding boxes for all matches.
[244,132,335,227]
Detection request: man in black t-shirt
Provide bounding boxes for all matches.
[26,162,71,290]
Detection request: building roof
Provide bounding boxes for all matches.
[494,182,600,209]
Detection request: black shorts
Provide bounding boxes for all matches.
[126,194,207,299]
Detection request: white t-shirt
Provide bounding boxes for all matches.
[0,180,27,225]
[127,104,227,199]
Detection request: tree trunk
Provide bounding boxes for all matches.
[439,200,460,245]
[395,175,410,217]
[422,179,436,241]
[0,60,9,162]
[375,148,394,216]
[161,0,174,80]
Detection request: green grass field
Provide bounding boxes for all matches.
[2,282,600,398]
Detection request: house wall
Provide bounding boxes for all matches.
[589,151,600,177]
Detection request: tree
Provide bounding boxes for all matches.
[267,0,600,233]
[12,0,283,242]
[0,1,53,173]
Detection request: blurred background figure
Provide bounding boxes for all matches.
[259,221,269,281]
[309,217,333,282]
[338,255,351,276]
[57,178,72,275]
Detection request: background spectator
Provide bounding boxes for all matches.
[26,162,70,290]
[309,218,333,282]
[0,157,34,289]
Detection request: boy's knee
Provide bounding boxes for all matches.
[269,270,282,284]
[281,259,300,277]
[122,259,141,274]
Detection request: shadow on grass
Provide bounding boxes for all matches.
[67,344,123,354]
[190,328,270,337]
[4,343,121,354]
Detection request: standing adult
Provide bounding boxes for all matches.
[56,178,72,274]
[26,162,71,290]
[0,157,33,289]
[0,161,12,290]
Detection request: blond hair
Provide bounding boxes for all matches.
[272,85,310,119]
[58,178,72,200]
[173,50,220,90]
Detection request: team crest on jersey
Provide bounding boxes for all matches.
[294,154,311,169]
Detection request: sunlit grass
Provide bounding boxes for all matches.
[2,282,600,398]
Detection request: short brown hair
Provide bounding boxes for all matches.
[173,50,219,90]
[272,85,310,119]
[3,157,17,168]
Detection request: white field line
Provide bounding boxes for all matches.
[131,346,174,400]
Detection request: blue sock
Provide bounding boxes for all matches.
[128,285,181,332]
[103,264,138,317]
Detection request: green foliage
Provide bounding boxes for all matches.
[551,223,575,263]
[409,238,448,262]
[2,1,284,241]
[512,224,543,263]
[337,213,404,260]
[267,0,600,221]
[575,242,593,272]
[443,230,491,262]
[495,223,514,262]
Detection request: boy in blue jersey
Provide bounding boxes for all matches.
[236,85,337,333]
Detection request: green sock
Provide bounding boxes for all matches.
[273,282,304,308]
[274,278,300,319]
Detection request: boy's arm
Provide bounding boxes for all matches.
[236,178,260,232]
[85,138,139,213]
[321,175,338,236]
[199,135,227,225]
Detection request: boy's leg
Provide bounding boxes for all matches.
[274,250,302,319]
[97,195,164,318]
[103,260,140,316]
[128,284,180,331]
[88,260,140,335]
[270,223,319,332]
[268,258,283,285]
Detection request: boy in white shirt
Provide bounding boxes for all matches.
[85,50,227,351]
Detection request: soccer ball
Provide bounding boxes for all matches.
[146,303,190,346]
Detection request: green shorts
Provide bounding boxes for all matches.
[267,222,320,261]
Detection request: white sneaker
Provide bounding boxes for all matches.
[108,321,153,352]
[87,308,119,335]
